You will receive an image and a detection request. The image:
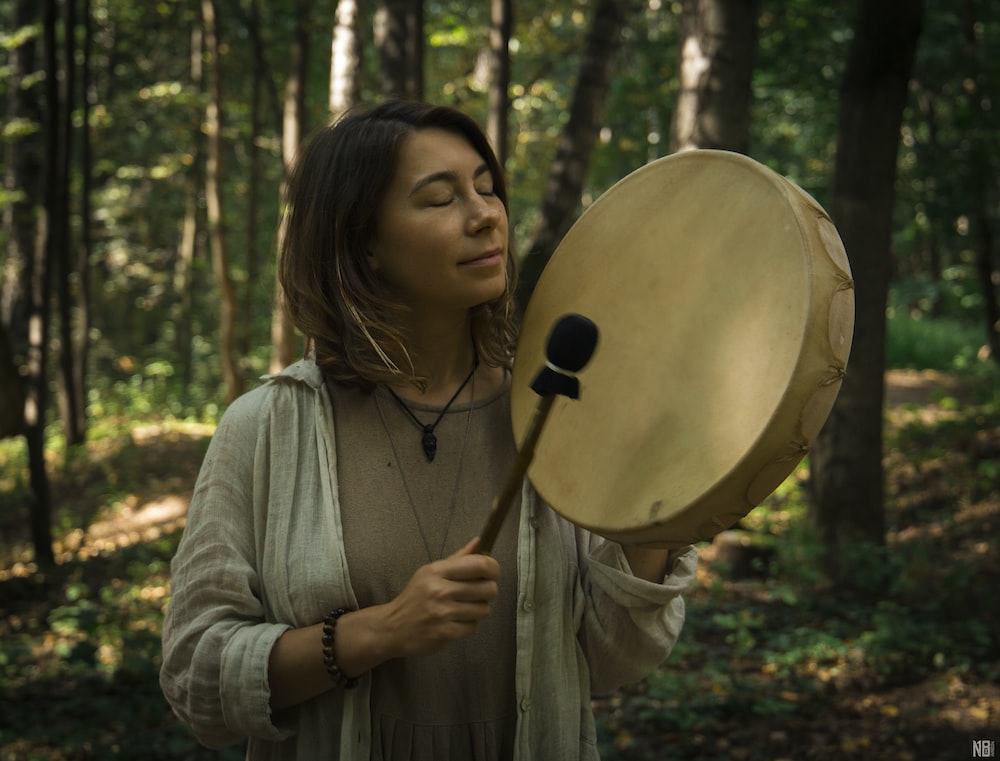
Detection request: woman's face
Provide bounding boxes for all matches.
[368,128,509,319]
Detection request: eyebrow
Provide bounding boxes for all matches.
[409,163,492,196]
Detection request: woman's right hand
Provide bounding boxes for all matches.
[268,538,500,711]
[380,537,501,657]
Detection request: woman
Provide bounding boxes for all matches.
[160,100,697,761]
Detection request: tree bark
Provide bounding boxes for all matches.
[375,0,423,100]
[27,0,60,567]
[486,0,512,167]
[515,0,642,310]
[808,0,924,583]
[174,26,204,392]
[975,210,999,364]
[329,0,363,117]
[55,0,83,445]
[243,0,263,360]
[960,0,1000,365]
[2,0,42,360]
[0,327,24,439]
[269,2,311,373]
[670,0,760,154]
[202,0,243,404]
[73,0,93,441]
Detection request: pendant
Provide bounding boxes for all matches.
[421,426,437,462]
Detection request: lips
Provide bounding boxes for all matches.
[460,248,504,266]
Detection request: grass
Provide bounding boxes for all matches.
[593,361,1000,760]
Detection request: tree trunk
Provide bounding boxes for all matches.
[27,0,60,567]
[2,0,41,359]
[174,26,204,392]
[486,0,512,167]
[0,327,24,439]
[329,0,363,117]
[975,211,999,364]
[269,2,311,374]
[960,0,1000,365]
[55,0,83,445]
[73,0,93,442]
[515,0,641,310]
[375,0,423,100]
[202,0,243,404]
[670,0,760,153]
[808,0,924,584]
[243,0,263,360]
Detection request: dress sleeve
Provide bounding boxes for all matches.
[159,390,295,748]
[574,530,698,695]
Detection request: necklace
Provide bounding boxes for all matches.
[385,348,479,462]
[374,373,476,560]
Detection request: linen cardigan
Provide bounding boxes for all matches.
[160,358,697,760]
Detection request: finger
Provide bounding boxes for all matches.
[449,579,499,604]
[440,553,500,582]
[450,536,481,558]
[444,592,495,621]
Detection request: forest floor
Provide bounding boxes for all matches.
[0,369,998,760]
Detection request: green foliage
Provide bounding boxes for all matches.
[752,0,854,201]
[887,309,990,373]
[596,380,999,758]
[4,0,996,413]
[0,535,246,759]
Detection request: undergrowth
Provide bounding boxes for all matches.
[1,313,997,760]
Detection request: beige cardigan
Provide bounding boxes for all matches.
[160,359,697,760]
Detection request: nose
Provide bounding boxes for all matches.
[468,195,503,233]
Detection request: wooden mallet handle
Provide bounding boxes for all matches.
[476,313,598,555]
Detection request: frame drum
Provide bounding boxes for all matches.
[512,150,854,546]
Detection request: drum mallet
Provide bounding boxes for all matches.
[477,313,598,554]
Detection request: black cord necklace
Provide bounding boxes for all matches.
[385,348,479,462]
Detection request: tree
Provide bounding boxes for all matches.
[959,1,1000,365]
[53,0,83,445]
[2,0,41,361]
[376,0,424,100]
[486,0,512,167]
[0,326,23,439]
[329,0,364,117]
[515,0,642,309]
[173,24,205,392]
[670,0,760,153]
[24,0,61,567]
[73,0,94,442]
[808,0,924,583]
[269,0,312,373]
[202,0,243,403]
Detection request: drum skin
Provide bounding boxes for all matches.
[511,150,855,547]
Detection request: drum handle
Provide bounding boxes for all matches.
[476,395,555,555]
[477,313,598,555]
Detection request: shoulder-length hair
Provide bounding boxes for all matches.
[278,100,518,391]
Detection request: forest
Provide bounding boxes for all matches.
[1,0,999,758]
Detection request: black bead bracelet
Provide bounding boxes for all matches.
[321,607,359,689]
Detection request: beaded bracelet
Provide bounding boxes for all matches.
[321,608,359,688]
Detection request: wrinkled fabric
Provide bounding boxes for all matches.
[374,716,515,761]
[160,358,698,760]
[332,379,520,759]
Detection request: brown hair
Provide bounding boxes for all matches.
[278,100,518,391]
